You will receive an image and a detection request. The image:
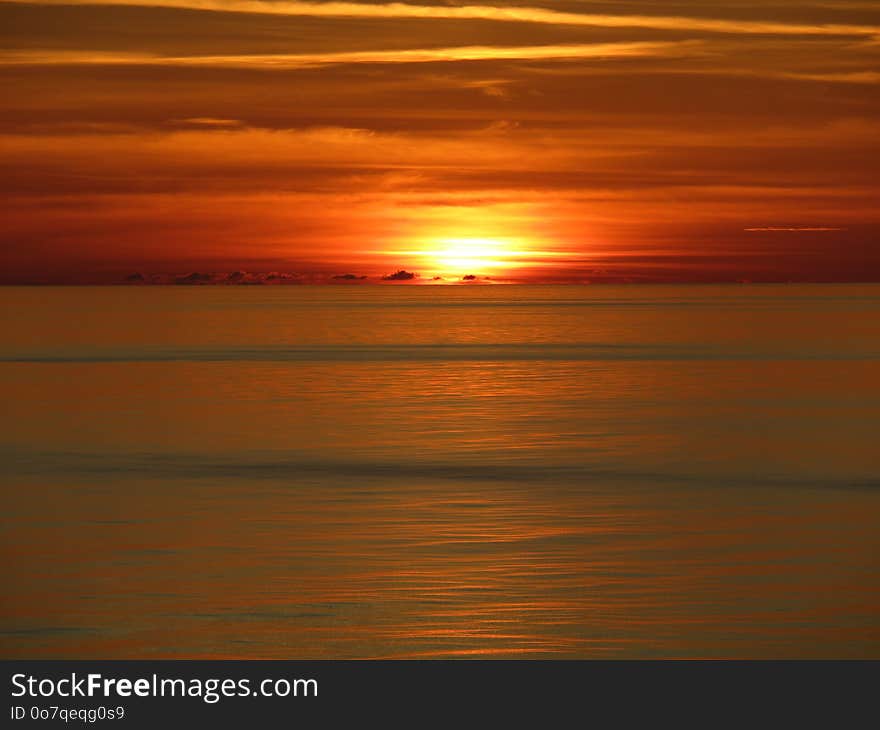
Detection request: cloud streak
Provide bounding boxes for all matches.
[6,0,880,37]
[744,227,847,232]
[0,42,702,69]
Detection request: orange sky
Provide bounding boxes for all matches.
[1,0,879,283]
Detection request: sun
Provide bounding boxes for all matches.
[415,236,528,277]
[376,233,546,279]
[370,203,555,280]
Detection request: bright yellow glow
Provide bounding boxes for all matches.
[376,232,567,280]
[373,204,561,279]
[426,237,521,274]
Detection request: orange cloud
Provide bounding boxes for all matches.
[10,0,880,37]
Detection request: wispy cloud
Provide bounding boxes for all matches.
[744,227,847,231]
[7,0,880,37]
[0,41,702,69]
[777,71,880,84]
[172,117,244,127]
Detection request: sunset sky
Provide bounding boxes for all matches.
[2,0,878,283]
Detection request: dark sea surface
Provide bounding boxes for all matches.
[1,284,878,658]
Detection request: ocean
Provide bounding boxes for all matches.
[1,284,878,658]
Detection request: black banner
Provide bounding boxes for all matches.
[3,660,876,726]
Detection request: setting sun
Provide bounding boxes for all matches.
[376,228,567,281]
[423,237,524,276]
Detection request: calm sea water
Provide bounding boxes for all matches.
[1,285,878,658]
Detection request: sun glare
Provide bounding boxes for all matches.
[428,237,518,274]
[375,207,554,280]
[375,231,566,280]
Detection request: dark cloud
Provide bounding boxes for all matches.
[117,270,317,285]
[174,272,215,284]
[225,270,269,284]
[382,269,417,281]
[262,272,307,284]
[332,273,367,280]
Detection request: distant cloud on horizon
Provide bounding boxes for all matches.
[381,270,417,281]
